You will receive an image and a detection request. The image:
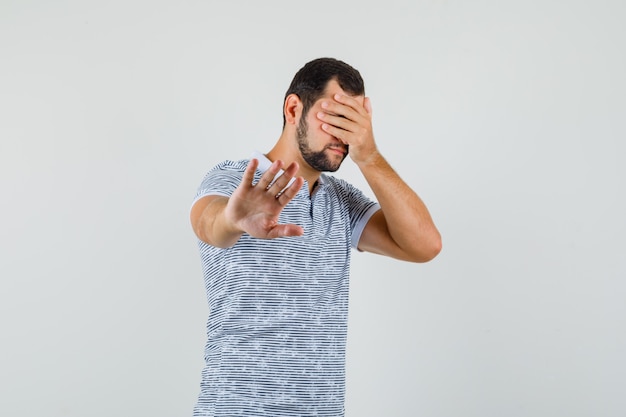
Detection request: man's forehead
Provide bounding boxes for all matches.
[320,79,365,104]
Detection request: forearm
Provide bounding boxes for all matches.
[192,196,243,248]
[358,152,441,261]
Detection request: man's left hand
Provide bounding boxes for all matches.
[317,94,380,166]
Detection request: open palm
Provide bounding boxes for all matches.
[224,158,305,239]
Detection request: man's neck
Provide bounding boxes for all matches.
[265,140,321,195]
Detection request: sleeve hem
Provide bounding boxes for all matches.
[351,203,381,249]
[189,191,230,213]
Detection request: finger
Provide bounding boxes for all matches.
[321,99,360,122]
[242,158,259,187]
[268,162,300,194]
[276,176,304,204]
[332,93,368,117]
[256,160,283,189]
[320,122,348,142]
[316,111,355,132]
[267,223,304,239]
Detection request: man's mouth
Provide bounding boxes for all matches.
[327,146,348,155]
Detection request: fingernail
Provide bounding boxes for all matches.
[321,101,328,108]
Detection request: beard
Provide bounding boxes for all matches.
[296,116,348,172]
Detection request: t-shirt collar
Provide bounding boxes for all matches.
[250,150,326,187]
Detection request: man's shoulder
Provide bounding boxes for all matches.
[195,158,250,196]
[320,174,356,193]
[208,158,250,173]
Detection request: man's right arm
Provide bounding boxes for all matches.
[190,195,244,248]
[190,159,305,248]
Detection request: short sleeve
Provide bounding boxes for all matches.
[325,176,380,249]
[191,159,249,207]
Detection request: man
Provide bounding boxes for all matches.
[189,57,441,416]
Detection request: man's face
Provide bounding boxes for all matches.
[296,115,347,172]
[295,80,362,172]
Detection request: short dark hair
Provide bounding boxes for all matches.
[283,58,365,127]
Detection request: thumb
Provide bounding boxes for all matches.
[268,224,304,239]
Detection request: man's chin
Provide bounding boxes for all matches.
[322,154,344,171]
[302,150,346,172]
[325,160,344,173]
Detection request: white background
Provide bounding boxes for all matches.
[1,1,625,416]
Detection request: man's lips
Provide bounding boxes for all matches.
[327,146,348,155]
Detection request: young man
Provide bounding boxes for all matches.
[189,57,441,416]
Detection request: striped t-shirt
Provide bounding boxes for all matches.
[192,153,380,417]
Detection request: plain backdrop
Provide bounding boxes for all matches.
[1,1,625,416]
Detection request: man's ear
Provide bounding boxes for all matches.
[283,94,302,126]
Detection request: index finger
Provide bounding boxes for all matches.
[321,96,366,124]
[241,158,259,186]
[332,93,368,116]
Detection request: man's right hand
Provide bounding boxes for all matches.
[225,158,304,239]
[190,159,305,248]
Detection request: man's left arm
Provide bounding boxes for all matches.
[317,94,442,263]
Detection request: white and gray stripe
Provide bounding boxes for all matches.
[192,154,379,417]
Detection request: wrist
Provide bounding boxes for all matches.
[354,149,384,169]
